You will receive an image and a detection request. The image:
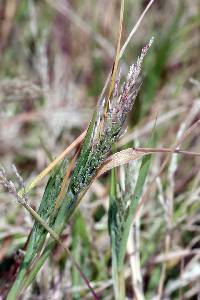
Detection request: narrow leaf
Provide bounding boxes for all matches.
[118,134,155,269]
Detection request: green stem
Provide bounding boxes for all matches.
[110,166,125,300]
[23,241,54,290]
[6,201,55,300]
[6,192,99,300]
[117,268,125,300]
[112,249,125,300]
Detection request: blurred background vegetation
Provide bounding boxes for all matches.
[0,0,200,299]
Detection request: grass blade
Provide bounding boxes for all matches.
[118,134,155,269]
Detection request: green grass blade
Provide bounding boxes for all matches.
[118,134,155,269]
[109,167,126,300]
[6,160,67,300]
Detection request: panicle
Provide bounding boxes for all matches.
[127,36,154,90]
[107,37,154,128]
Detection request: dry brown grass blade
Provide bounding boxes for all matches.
[96,144,200,179]
[19,130,86,197]
[119,0,155,57]
[107,0,124,102]
[99,0,124,138]
[134,147,200,156]
[100,0,155,101]
[55,150,80,209]
[97,149,144,178]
